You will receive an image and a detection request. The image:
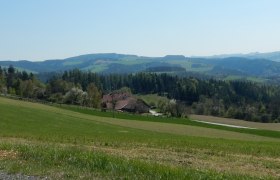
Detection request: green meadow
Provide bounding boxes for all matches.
[0,97,280,179]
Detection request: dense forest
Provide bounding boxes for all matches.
[1,65,280,123]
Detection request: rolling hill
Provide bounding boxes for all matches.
[1,96,280,179]
[204,51,280,62]
[2,52,280,80]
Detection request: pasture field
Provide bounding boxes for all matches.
[58,105,280,139]
[0,97,280,179]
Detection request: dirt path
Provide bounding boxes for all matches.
[190,115,280,131]
[191,120,257,129]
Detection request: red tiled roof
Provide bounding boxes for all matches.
[102,92,131,103]
[102,92,149,113]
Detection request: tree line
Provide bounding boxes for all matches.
[1,66,280,122]
[0,66,101,108]
[59,69,280,122]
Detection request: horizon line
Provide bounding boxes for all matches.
[1,50,280,62]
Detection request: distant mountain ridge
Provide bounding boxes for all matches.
[1,52,280,79]
[201,51,280,62]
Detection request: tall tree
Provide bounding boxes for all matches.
[7,65,15,88]
[86,83,101,108]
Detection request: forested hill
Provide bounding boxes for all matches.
[1,65,280,123]
[2,53,280,79]
[204,51,280,62]
[193,57,280,76]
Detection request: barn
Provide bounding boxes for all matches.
[102,92,150,113]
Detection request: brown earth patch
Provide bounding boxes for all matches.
[0,150,17,159]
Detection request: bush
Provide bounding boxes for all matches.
[261,114,271,123]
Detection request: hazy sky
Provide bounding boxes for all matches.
[1,0,280,60]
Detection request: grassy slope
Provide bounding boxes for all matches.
[59,105,280,139]
[0,97,280,179]
[1,97,278,142]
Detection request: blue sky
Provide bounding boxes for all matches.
[1,0,280,60]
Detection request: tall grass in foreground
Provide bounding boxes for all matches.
[0,143,258,180]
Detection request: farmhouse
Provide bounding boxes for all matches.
[102,92,150,113]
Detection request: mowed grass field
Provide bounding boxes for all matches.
[0,97,280,179]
